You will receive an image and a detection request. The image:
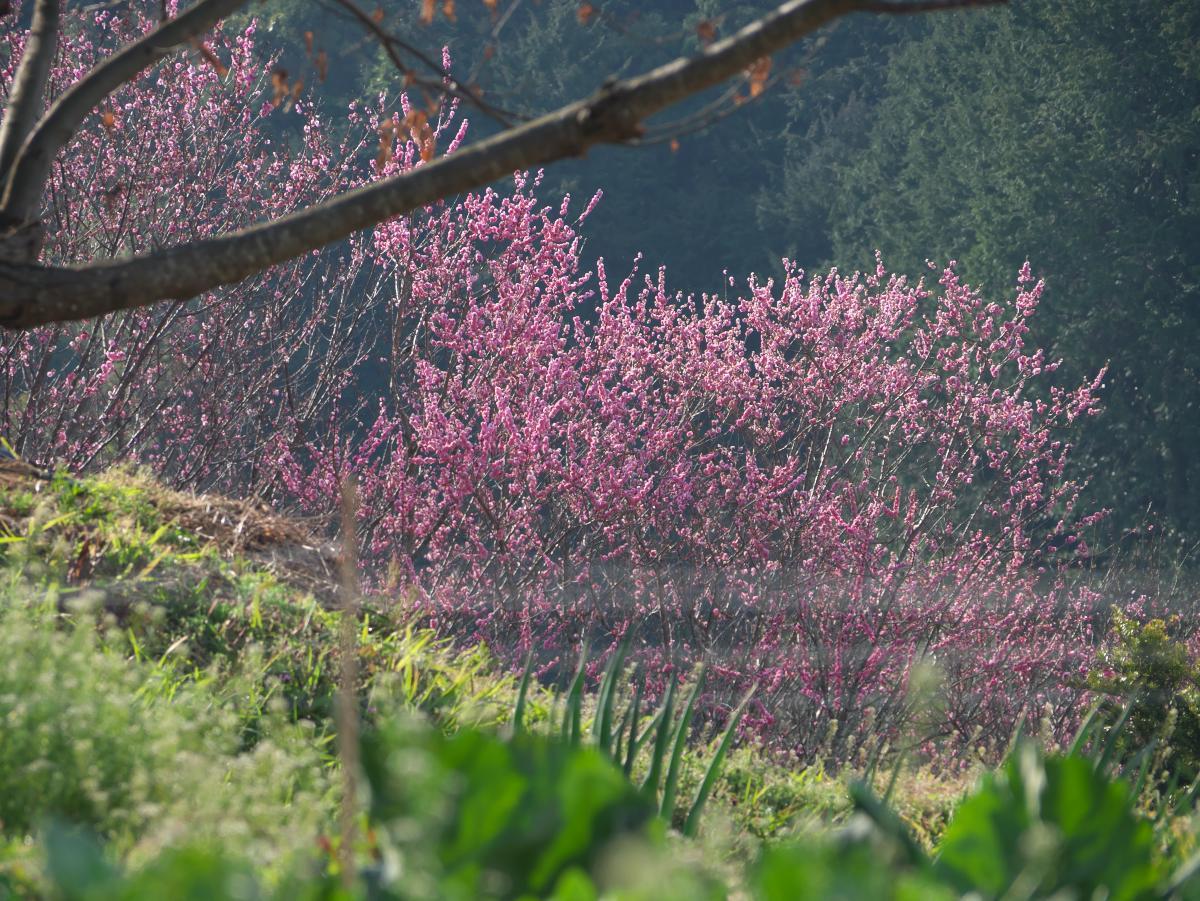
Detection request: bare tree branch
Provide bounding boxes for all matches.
[0,0,1005,328]
[0,0,251,224]
[0,0,59,190]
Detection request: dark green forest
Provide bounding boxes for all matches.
[252,0,1199,550]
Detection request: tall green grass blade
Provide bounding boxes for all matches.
[1181,770,1200,813]
[1129,738,1158,801]
[641,677,676,799]
[512,651,534,735]
[632,707,664,757]
[614,695,634,767]
[863,737,884,784]
[682,686,754,837]
[1095,695,1137,774]
[660,665,706,821]
[564,643,589,747]
[594,635,631,754]
[1068,700,1104,756]
[882,748,907,807]
[847,780,928,867]
[623,671,644,777]
[1167,851,1200,896]
[1002,709,1027,762]
[1156,770,1187,827]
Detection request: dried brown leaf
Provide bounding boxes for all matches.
[747,55,771,98]
[405,110,436,163]
[196,42,229,78]
[101,184,123,214]
[377,119,397,168]
[271,68,289,106]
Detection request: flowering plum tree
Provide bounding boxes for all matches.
[276,188,1106,756]
[0,0,1004,327]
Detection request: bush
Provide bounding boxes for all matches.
[1088,608,1200,785]
[362,714,672,899]
[934,743,1160,899]
[0,604,330,869]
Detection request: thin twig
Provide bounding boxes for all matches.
[336,477,362,890]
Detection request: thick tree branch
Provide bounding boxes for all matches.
[0,0,59,192]
[0,0,1004,328]
[0,0,251,222]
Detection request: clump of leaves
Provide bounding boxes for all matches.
[753,740,1173,899]
[512,641,753,836]
[934,743,1161,899]
[37,822,346,901]
[358,713,725,900]
[1088,608,1200,785]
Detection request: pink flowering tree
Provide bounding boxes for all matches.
[0,8,466,491]
[280,208,1107,757]
[4,3,1107,761]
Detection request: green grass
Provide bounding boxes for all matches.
[0,468,519,732]
[0,468,525,891]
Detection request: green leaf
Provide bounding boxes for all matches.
[660,665,705,822]
[593,635,631,755]
[564,643,589,747]
[622,671,643,777]
[683,686,754,837]
[640,677,675,800]
[935,743,1159,900]
[513,651,535,735]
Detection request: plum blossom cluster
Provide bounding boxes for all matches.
[3,3,1106,760]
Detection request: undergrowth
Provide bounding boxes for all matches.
[7,467,1192,898]
[0,470,938,879]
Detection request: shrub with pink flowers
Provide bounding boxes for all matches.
[278,222,1107,758]
[2,2,1109,761]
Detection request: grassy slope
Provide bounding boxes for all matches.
[0,466,965,888]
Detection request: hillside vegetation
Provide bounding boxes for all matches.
[1,465,1199,898]
[0,466,944,892]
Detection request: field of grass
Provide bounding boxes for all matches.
[1,466,1198,898]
